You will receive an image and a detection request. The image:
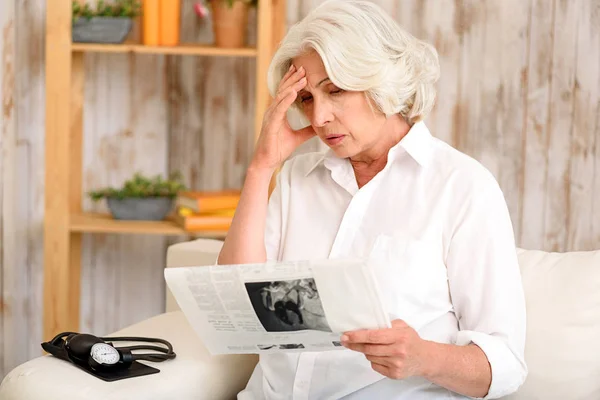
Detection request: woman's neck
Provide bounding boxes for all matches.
[351,157,388,188]
[350,115,411,188]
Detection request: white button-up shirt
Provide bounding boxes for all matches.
[238,122,528,399]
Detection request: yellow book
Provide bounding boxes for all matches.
[173,212,232,232]
[175,190,241,213]
[177,206,236,217]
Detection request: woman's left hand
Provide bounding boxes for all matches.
[340,319,431,380]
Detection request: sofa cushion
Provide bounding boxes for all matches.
[166,238,223,269]
[165,238,224,313]
[0,311,257,400]
[506,248,600,399]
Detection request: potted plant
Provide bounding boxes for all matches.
[72,0,142,44]
[88,172,187,221]
[195,0,257,48]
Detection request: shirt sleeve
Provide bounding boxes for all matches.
[445,179,528,399]
[264,166,286,262]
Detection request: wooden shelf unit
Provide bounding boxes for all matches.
[70,213,186,235]
[71,42,259,57]
[44,0,286,340]
[70,213,228,237]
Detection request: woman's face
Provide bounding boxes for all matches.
[292,51,395,161]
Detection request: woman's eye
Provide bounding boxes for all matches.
[330,89,344,95]
[300,96,313,103]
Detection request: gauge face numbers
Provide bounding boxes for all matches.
[90,343,120,365]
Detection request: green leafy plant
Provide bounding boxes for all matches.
[88,171,187,201]
[72,0,142,21]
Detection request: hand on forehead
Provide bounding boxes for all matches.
[291,51,329,88]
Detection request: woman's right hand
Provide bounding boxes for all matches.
[251,64,316,171]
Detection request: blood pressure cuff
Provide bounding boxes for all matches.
[41,336,160,382]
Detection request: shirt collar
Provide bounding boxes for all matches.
[304,150,332,177]
[304,121,435,177]
[393,120,434,167]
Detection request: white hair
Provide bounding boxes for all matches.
[267,0,440,126]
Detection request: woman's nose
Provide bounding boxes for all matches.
[310,99,334,127]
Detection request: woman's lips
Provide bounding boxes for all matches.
[325,135,345,146]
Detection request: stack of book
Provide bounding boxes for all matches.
[174,190,241,232]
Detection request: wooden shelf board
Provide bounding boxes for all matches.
[70,213,228,238]
[71,42,258,57]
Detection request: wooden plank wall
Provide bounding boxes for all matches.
[79,48,172,336]
[1,0,17,380]
[167,0,258,193]
[1,0,47,380]
[1,0,599,380]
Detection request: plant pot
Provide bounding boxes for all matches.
[72,17,133,44]
[106,197,174,220]
[211,1,250,48]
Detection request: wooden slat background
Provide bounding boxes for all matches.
[1,0,600,380]
[1,0,16,377]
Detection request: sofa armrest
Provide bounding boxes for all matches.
[0,311,258,400]
[1,238,258,400]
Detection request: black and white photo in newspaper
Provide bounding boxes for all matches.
[245,278,331,332]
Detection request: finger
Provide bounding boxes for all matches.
[277,66,305,96]
[342,328,397,345]
[365,355,395,367]
[273,87,294,106]
[278,64,296,88]
[270,89,298,121]
[279,65,304,88]
[343,343,393,356]
[273,79,307,115]
[391,319,409,329]
[370,362,391,378]
[275,77,305,104]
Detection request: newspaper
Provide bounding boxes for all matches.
[164,258,391,355]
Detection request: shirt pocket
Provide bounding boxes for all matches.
[367,233,447,327]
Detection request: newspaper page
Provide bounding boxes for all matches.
[164,258,391,355]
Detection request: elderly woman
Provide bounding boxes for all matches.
[217,0,527,399]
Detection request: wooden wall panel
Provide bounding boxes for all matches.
[14,0,46,362]
[410,0,460,147]
[167,0,256,191]
[520,0,554,251]
[452,0,486,168]
[595,0,600,248]
[0,0,16,380]
[1,0,46,378]
[568,0,600,251]
[544,0,579,252]
[490,0,530,245]
[80,52,170,335]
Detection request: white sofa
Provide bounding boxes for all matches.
[1,239,599,399]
